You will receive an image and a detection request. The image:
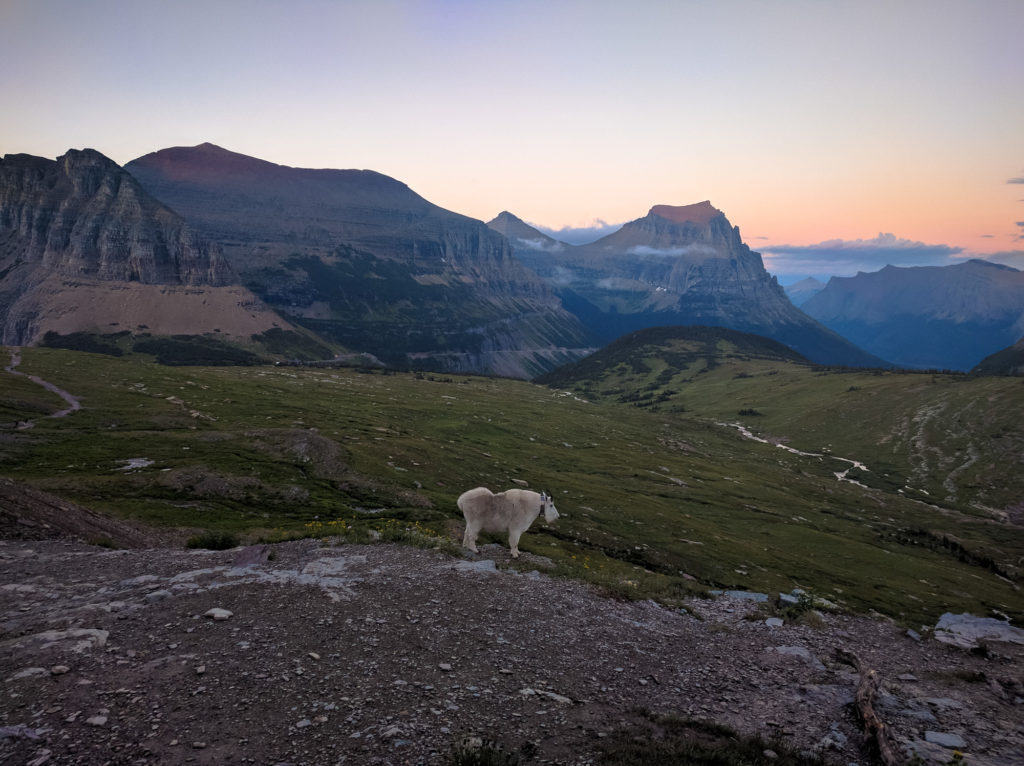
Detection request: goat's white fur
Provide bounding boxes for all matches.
[457,487,559,558]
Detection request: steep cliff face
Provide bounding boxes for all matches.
[804,260,1024,370]
[490,203,884,367]
[0,150,284,344]
[0,150,230,286]
[126,144,594,377]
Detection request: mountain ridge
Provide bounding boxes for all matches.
[803,259,1024,370]
[127,144,594,377]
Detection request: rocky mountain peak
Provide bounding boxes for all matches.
[587,200,741,255]
[486,211,564,250]
[648,200,723,226]
[0,149,231,286]
[55,148,136,200]
[0,148,290,344]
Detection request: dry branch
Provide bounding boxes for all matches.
[836,648,904,766]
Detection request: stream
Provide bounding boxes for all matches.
[719,421,870,488]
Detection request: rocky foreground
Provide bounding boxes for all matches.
[1,539,1022,765]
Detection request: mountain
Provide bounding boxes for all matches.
[0,149,286,345]
[802,259,1024,371]
[489,202,885,367]
[126,144,594,377]
[971,336,1024,376]
[487,211,568,253]
[784,277,825,306]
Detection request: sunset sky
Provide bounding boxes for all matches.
[2,0,1022,279]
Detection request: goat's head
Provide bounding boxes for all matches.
[540,491,559,523]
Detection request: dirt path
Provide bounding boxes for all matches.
[1,539,1020,765]
[3,347,82,427]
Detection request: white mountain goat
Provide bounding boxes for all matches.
[457,487,559,558]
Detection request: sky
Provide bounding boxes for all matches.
[2,0,1022,281]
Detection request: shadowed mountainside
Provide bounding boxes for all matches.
[536,325,809,387]
[126,144,595,377]
[488,204,885,368]
[972,335,1024,376]
[803,260,1024,371]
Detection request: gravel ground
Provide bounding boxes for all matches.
[1,539,1021,765]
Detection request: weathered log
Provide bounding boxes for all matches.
[836,648,904,766]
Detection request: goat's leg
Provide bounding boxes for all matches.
[508,528,523,558]
[463,522,480,553]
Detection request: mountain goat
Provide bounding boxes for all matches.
[457,487,559,558]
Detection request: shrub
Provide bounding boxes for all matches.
[447,740,521,766]
[41,331,124,356]
[133,335,263,366]
[600,714,824,765]
[186,530,240,550]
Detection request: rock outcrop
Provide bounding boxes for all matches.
[0,149,286,344]
[490,204,885,367]
[126,144,594,377]
[803,259,1024,370]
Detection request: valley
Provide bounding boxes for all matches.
[539,326,1024,515]
[2,345,1021,628]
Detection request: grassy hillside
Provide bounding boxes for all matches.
[540,326,1024,514]
[0,368,66,424]
[2,345,1022,626]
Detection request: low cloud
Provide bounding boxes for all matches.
[1008,176,1024,184]
[626,244,718,258]
[760,232,963,279]
[531,218,623,245]
[549,265,576,286]
[596,277,638,290]
[515,237,564,253]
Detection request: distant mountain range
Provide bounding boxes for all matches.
[802,260,1024,370]
[784,277,825,307]
[0,149,286,345]
[11,142,1018,378]
[125,144,593,377]
[488,203,885,367]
